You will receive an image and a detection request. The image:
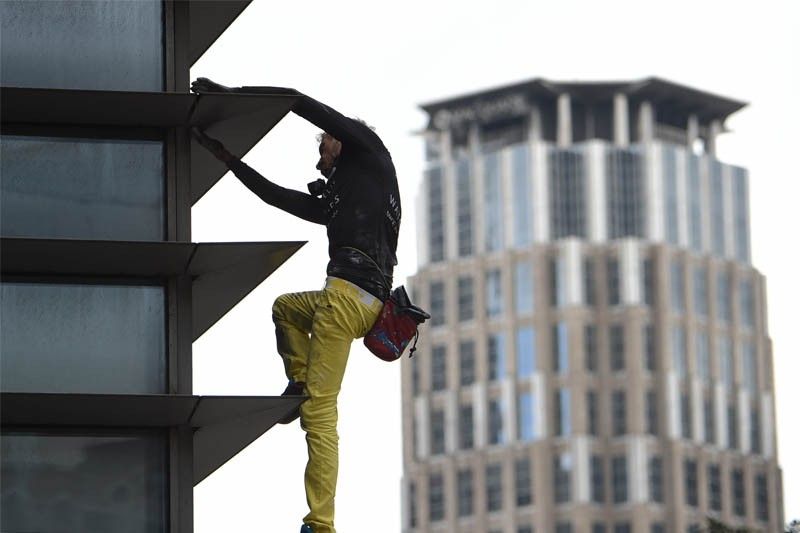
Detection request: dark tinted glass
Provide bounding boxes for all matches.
[1,136,164,240]
[1,0,163,91]
[1,431,167,533]
[1,282,166,394]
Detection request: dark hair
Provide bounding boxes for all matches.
[316,118,375,142]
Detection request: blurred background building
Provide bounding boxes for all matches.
[402,78,782,533]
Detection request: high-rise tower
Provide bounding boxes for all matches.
[402,78,782,533]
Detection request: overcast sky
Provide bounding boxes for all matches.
[190,0,800,530]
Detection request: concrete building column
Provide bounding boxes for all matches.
[467,124,481,155]
[613,92,629,146]
[532,143,549,242]
[441,128,453,162]
[533,373,547,439]
[666,372,680,439]
[557,93,572,147]
[675,148,690,247]
[415,396,430,459]
[586,141,607,242]
[562,238,582,306]
[573,436,590,503]
[471,125,486,255]
[722,164,735,260]
[708,119,723,156]
[738,388,751,452]
[628,436,648,503]
[444,390,458,453]
[638,100,654,143]
[620,239,641,305]
[715,382,728,448]
[687,114,699,151]
[528,105,542,143]
[473,382,488,448]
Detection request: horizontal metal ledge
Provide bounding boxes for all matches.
[0,392,305,484]
[188,0,253,66]
[0,237,305,340]
[0,87,297,203]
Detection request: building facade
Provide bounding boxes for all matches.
[0,2,303,532]
[402,78,782,533]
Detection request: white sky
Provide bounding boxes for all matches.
[191,0,800,530]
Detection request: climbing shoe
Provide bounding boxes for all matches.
[278,380,305,424]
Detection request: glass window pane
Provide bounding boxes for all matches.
[1,431,167,533]
[517,392,535,441]
[609,324,625,371]
[649,456,663,503]
[716,270,732,322]
[511,144,533,247]
[429,281,445,326]
[485,269,503,317]
[457,468,473,516]
[612,456,628,503]
[457,276,474,321]
[549,149,586,239]
[459,341,475,386]
[488,333,505,381]
[428,472,444,521]
[514,456,532,506]
[430,410,445,455]
[670,259,685,312]
[710,162,725,255]
[1,135,164,240]
[516,327,536,378]
[687,155,703,251]
[739,278,755,328]
[612,390,626,435]
[606,147,643,238]
[551,256,566,307]
[514,261,534,314]
[1,282,166,394]
[585,325,597,372]
[607,257,620,306]
[732,167,750,262]
[554,453,572,503]
[459,404,474,449]
[591,455,605,502]
[484,151,504,251]
[672,325,687,377]
[486,463,503,511]
[555,388,571,436]
[456,157,473,257]
[431,345,447,391]
[693,266,708,316]
[488,399,505,445]
[553,322,569,373]
[663,146,679,245]
[1,0,163,91]
[427,166,445,262]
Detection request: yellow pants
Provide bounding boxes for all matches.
[272,277,383,533]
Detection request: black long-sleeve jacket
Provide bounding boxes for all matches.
[224,86,401,301]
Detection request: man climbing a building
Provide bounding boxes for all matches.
[191,77,401,533]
